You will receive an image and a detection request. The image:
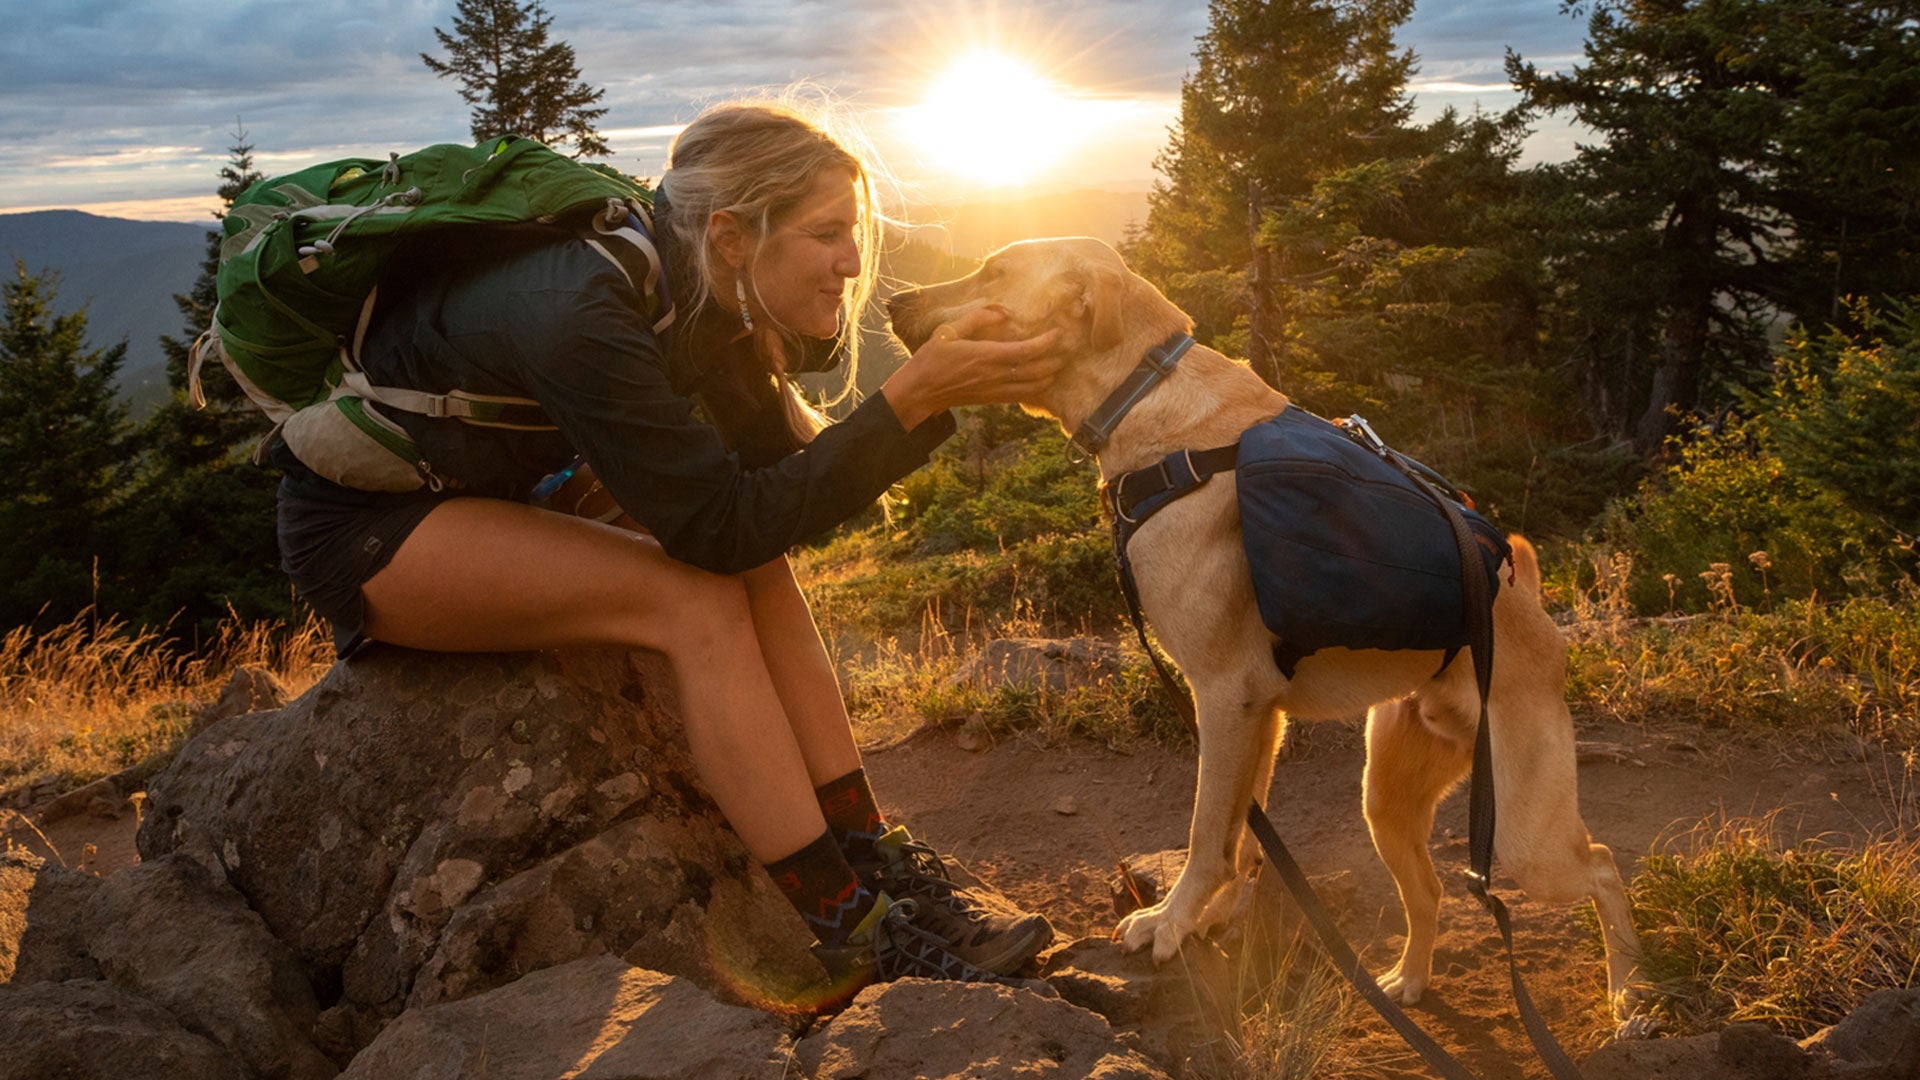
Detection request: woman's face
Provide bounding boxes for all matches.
[747,168,861,340]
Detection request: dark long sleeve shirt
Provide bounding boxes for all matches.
[276,236,953,573]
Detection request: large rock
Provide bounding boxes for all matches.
[0,979,246,1080]
[138,647,821,1043]
[338,953,793,1080]
[82,851,335,1080]
[1800,988,1920,1074]
[949,637,1123,694]
[796,978,1172,1080]
[1043,935,1240,1076]
[0,849,100,984]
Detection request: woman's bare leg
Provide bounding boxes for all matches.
[360,497,824,864]
[739,557,861,787]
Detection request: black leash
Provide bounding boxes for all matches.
[1102,417,1584,1080]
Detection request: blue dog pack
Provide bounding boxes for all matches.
[1108,406,1509,676]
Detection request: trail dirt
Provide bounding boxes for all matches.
[6,713,1905,1079]
[863,715,1908,1079]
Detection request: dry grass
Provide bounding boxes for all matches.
[0,607,332,801]
[816,594,1188,750]
[1218,940,1374,1080]
[1614,816,1920,1038]
[1549,547,1920,741]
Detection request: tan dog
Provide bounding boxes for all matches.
[889,237,1646,1021]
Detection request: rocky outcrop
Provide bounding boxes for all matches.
[796,979,1172,1080]
[338,954,793,1080]
[82,851,334,1080]
[0,849,100,984]
[0,979,246,1080]
[137,645,821,1052]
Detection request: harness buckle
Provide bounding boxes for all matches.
[1337,414,1389,457]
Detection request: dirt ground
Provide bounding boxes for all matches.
[6,712,1906,1079]
[863,715,1909,1079]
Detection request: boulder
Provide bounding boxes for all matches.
[195,664,290,732]
[0,849,100,984]
[949,638,1122,694]
[1042,936,1239,1075]
[796,978,1172,1080]
[1801,988,1920,1074]
[138,646,821,1042]
[338,953,794,1080]
[0,978,246,1080]
[81,851,335,1080]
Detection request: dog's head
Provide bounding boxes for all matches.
[887,238,1190,415]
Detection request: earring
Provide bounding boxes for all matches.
[736,278,754,333]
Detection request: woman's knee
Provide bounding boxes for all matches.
[632,562,756,657]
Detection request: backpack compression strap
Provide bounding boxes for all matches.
[329,204,679,432]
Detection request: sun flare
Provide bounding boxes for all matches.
[901,53,1081,187]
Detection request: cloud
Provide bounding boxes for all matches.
[0,0,1585,218]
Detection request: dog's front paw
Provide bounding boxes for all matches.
[1379,964,1428,1006]
[1613,1011,1660,1041]
[1113,903,1189,964]
[1611,982,1654,1026]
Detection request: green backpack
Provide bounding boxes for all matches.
[190,136,675,492]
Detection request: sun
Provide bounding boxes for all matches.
[901,53,1080,187]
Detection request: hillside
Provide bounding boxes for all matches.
[0,210,210,415]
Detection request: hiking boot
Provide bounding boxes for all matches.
[808,894,1041,1010]
[858,826,1054,975]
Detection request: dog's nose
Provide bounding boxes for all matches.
[886,290,920,318]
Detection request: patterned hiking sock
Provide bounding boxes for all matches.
[764,829,877,947]
[815,767,887,867]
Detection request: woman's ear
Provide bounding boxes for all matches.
[707,210,750,270]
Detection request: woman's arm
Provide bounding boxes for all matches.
[506,249,982,573]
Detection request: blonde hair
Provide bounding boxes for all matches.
[658,94,890,445]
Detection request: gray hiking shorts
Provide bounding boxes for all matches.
[277,480,448,657]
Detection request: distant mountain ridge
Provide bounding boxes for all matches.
[0,192,1152,415]
[1,209,211,415]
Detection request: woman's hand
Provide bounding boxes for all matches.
[880,308,1062,430]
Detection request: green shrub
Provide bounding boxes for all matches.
[1598,301,1920,612]
[1600,422,1884,611]
[804,406,1119,640]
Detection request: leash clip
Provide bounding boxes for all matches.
[1337,414,1389,458]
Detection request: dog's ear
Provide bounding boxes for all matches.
[1069,262,1128,351]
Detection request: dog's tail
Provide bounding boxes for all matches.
[1506,534,1542,594]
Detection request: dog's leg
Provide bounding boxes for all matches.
[1364,692,1473,1006]
[1483,584,1649,1023]
[1193,704,1288,936]
[1485,700,1649,1021]
[1116,688,1268,963]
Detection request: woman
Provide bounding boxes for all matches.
[273,101,1063,999]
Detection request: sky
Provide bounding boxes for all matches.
[0,0,1592,224]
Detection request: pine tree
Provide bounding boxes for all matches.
[421,0,610,158]
[114,132,287,638]
[0,263,132,628]
[1124,0,1418,383]
[153,126,268,468]
[1509,0,1920,452]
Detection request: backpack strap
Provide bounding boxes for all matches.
[328,287,556,430]
[584,198,676,335]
